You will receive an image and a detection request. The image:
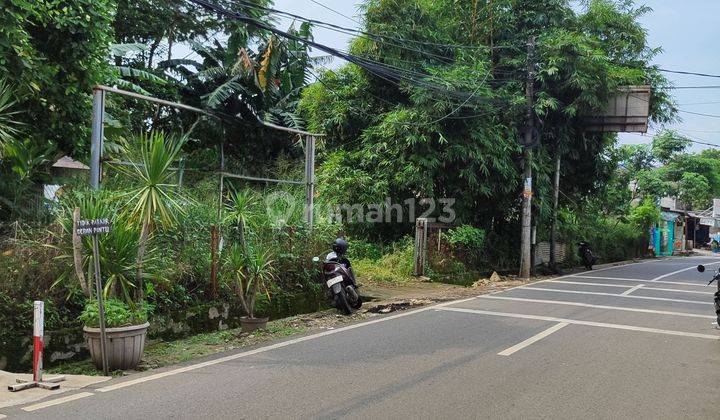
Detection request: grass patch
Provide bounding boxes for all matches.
[354,244,415,284]
[47,318,310,375]
[45,359,124,377]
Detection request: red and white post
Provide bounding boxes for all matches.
[32,300,44,382]
[8,301,65,392]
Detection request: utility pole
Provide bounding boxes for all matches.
[549,151,561,270]
[519,37,536,279]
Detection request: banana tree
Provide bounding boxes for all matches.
[160,21,320,130]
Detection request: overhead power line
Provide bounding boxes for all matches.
[679,101,720,106]
[659,69,720,79]
[187,0,500,108]
[665,85,720,90]
[678,109,720,119]
[231,0,511,52]
[625,132,720,149]
[307,0,361,25]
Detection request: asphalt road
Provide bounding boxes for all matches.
[4,257,720,419]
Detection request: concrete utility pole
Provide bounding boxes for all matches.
[549,151,561,269]
[519,37,536,279]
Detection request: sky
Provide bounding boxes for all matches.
[191,1,720,150]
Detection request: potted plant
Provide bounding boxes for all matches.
[224,243,277,332]
[80,299,151,371]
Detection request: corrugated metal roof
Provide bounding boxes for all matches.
[52,156,89,170]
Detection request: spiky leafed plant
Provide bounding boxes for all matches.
[119,131,186,297]
[0,78,22,147]
[51,190,158,303]
[223,188,260,250]
[223,243,276,319]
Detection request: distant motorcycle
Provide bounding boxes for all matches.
[313,238,362,315]
[578,242,597,270]
[696,264,720,328]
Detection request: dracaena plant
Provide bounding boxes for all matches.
[118,131,188,298]
[50,189,159,304]
[223,187,260,251]
[0,78,22,148]
[223,243,276,319]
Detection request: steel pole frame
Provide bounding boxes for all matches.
[90,88,105,189]
[304,136,316,230]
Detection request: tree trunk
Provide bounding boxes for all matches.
[238,222,246,251]
[247,275,261,319]
[235,273,251,317]
[147,35,163,68]
[135,221,150,300]
[72,208,91,298]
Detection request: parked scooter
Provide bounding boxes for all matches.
[578,241,597,270]
[312,238,362,315]
[696,264,720,328]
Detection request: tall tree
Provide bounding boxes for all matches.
[300,0,672,241]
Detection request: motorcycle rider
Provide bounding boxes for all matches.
[326,238,357,287]
[578,241,597,270]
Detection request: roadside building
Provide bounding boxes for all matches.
[653,197,720,255]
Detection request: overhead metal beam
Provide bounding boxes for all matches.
[220,171,305,185]
[93,85,325,137]
[94,85,217,118]
[261,121,325,137]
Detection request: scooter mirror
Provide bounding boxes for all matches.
[697,264,705,273]
[312,256,320,263]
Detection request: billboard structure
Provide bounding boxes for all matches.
[582,86,651,133]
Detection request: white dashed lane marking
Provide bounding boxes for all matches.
[497,322,569,356]
[517,286,711,305]
[438,307,720,340]
[477,295,715,319]
[22,392,94,412]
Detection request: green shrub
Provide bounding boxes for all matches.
[446,225,486,267]
[79,299,151,328]
[447,225,486,249]
[630,198,660,229]
[354,238,414,283]
[557,205,643,265]
[347,239,385,261]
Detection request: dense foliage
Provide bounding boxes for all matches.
[301,0,673,255]
[0,0,115,155]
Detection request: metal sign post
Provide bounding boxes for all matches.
[77,218,112,375]
[8,302,66,391]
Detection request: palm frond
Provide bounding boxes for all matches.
[113,78,151,95]
[205,79,247,109]
[109,43,149,57]
[117,66,168,85]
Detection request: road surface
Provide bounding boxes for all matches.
[3,257,719,419]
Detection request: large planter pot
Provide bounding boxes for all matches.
[240,317,268,333]
[84,322,149,371]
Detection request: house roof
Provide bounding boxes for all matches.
[52,156,89,170]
